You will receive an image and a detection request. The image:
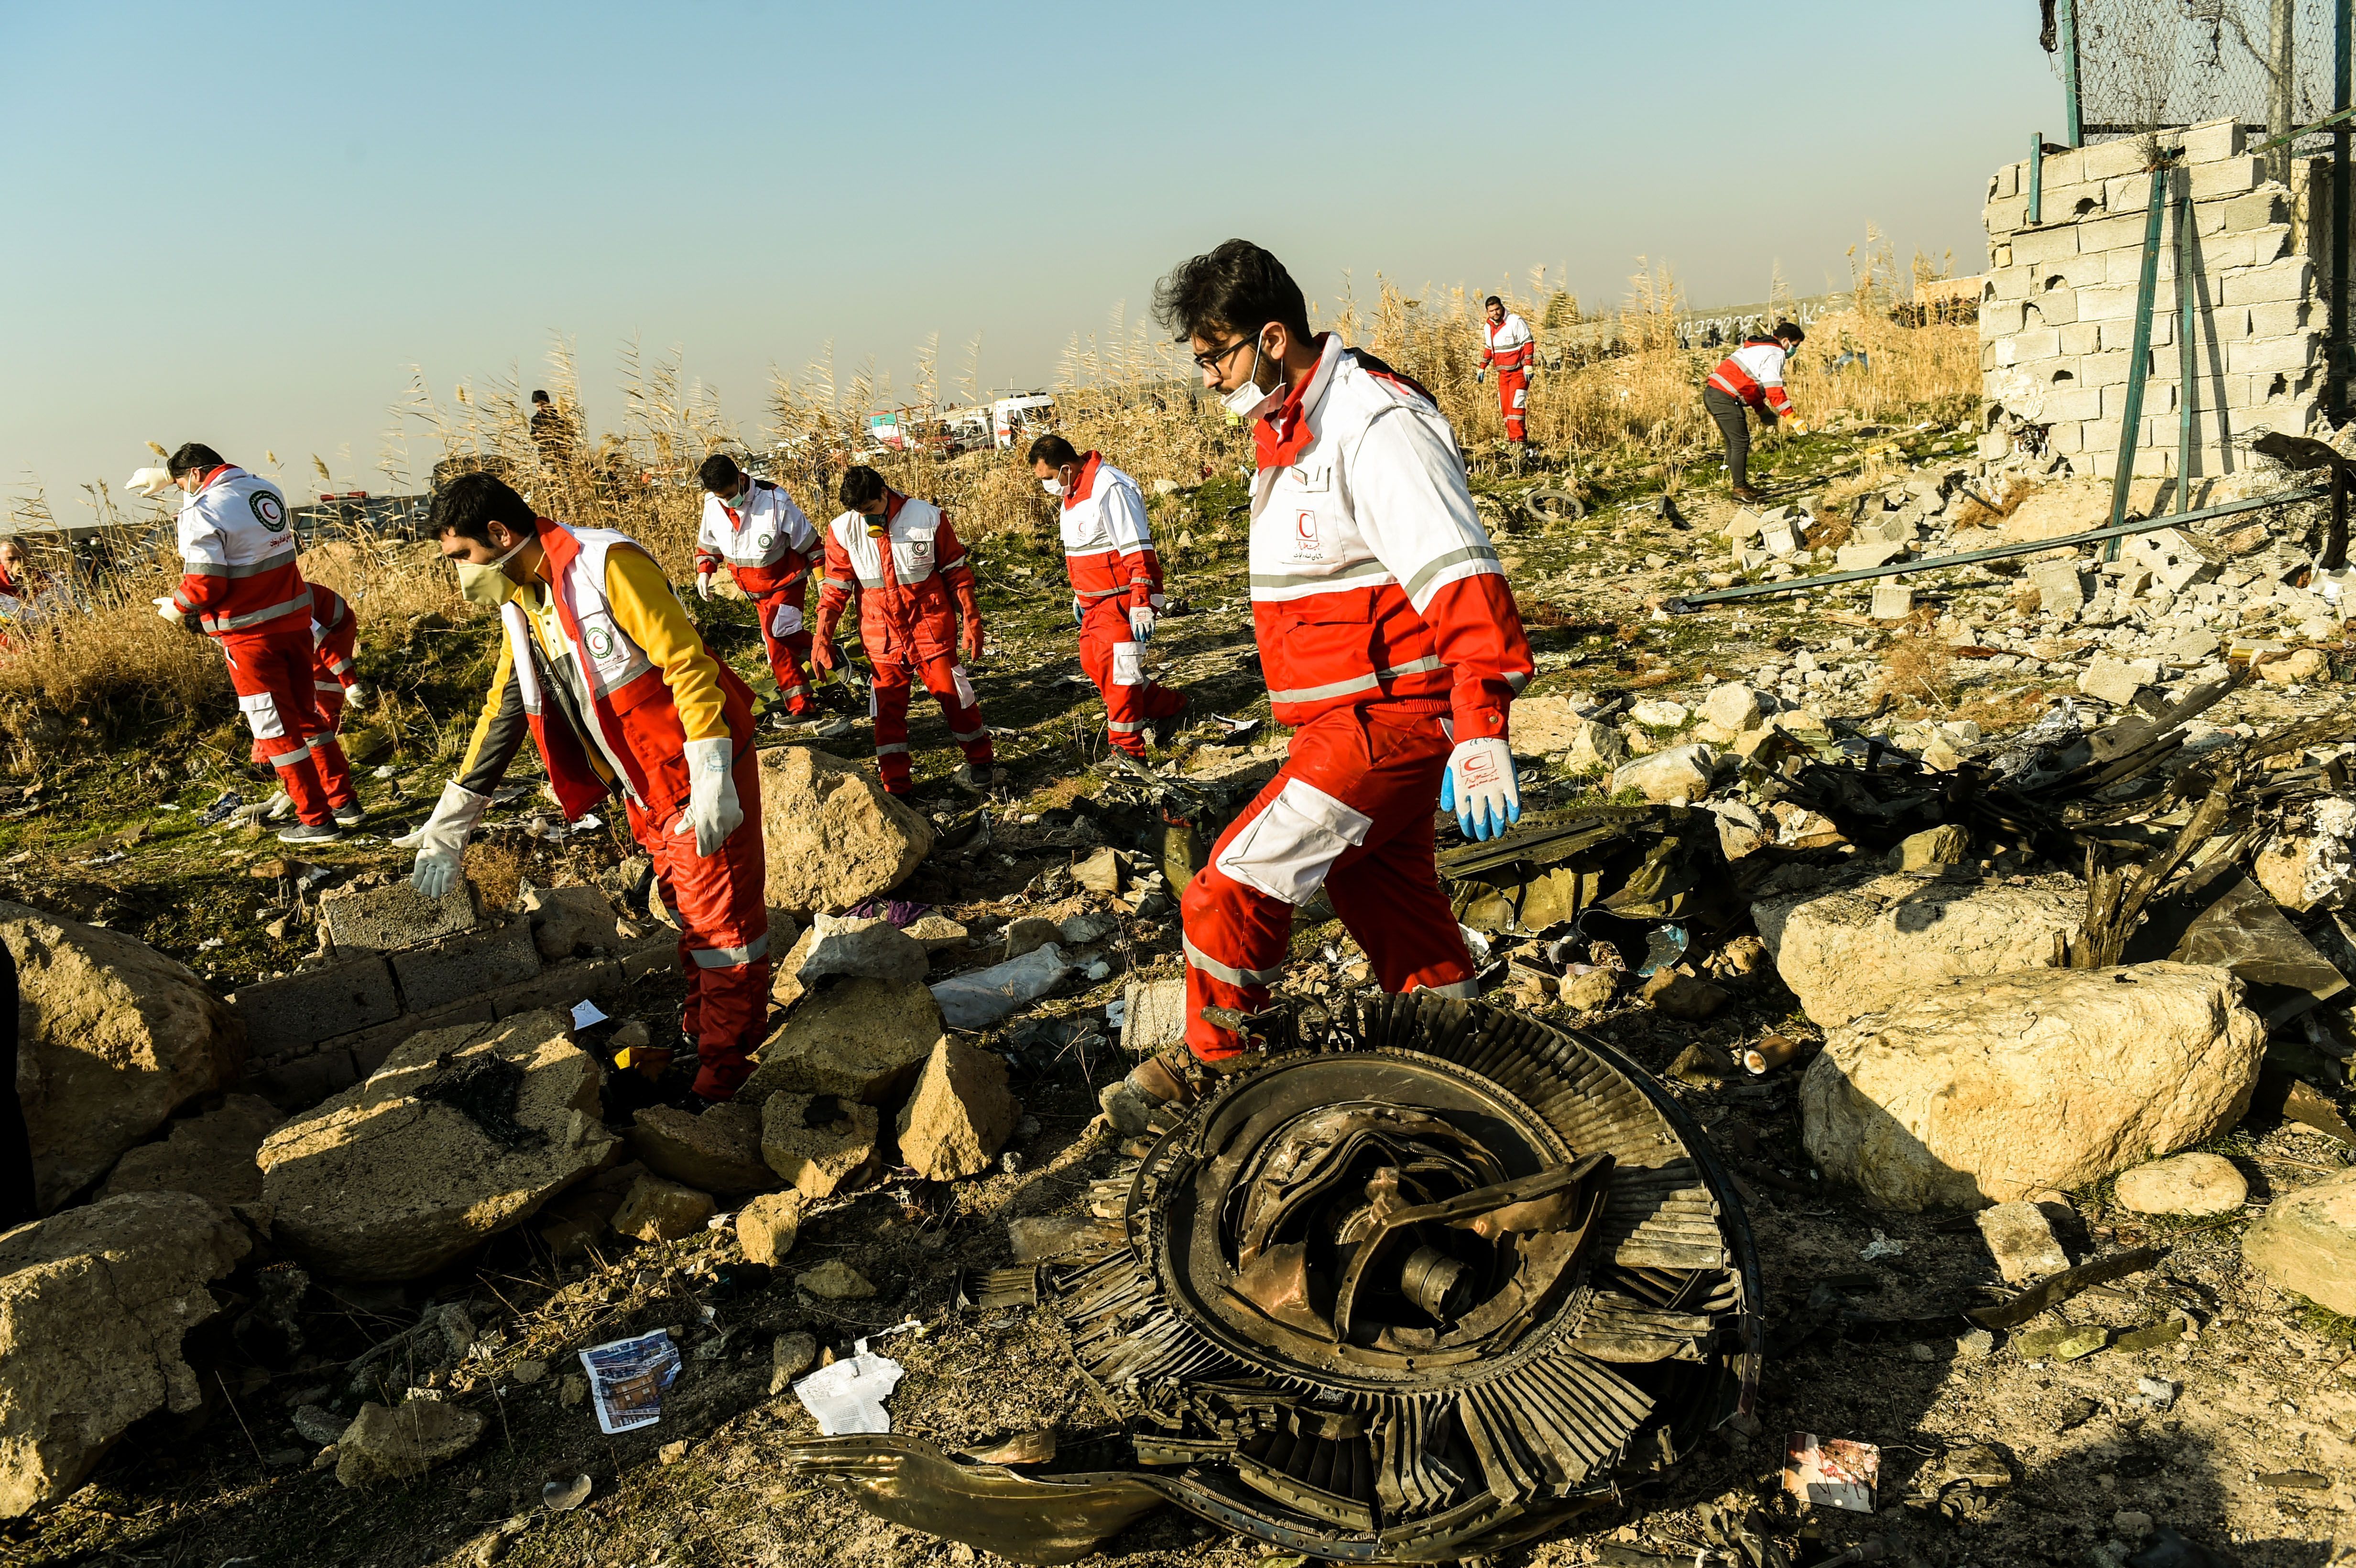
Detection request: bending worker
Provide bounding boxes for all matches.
[1702,320,1804,504]
[1027,434,1189,757]
[694,454,831,730]
[1144,239,1534,1077]
[265,580,371,825]
[1475,294,1535,445]
[811,466,996,797]
[405,473,768,1101]
[132,446,359,842]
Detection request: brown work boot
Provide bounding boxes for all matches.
[1730,485,1766,504]
[1098,1046,1256,1137]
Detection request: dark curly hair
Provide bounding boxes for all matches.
[1151,239,1312,346]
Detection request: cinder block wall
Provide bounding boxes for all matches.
[1980,117,2322,479]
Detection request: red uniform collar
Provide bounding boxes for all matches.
[196,464,236,493]
[1252,334,1342,471]
[1062,452,1103,508]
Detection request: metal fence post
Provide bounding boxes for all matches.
[2029,132,2044,226]
[2334,0,2353,429]
[2107,159,2172,560]
[2060,0,2083,147]
[2177,167,2197,512]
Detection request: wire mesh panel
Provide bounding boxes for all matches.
[2069,0,2342,152]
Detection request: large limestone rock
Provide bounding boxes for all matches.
[2243,1168,2356,1315]
[520,882,622,960]
[760,1092,881,1199]
[97,1094,283,1208]
[758,747,934,916]
[896,1038,1022,1182]
[1611,744,1715,804]
[0,1192,252,1515]
[1801,963,2265,1210]
[2114,1152,2248,1217]
[631,1102,776,1195]
[738,978,945,1106]
[4,902,245,1210]
[256,1011,618,1279]
[1753,872,2083,1028]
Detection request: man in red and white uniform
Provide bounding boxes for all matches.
[1147,240,1534,1067]
[138,444,356,842]
[1476,295,1536,444]
[1703,320,1805,503]
[811,466,995,797]
[694,454,823,723]
[1027,434,1189,757]
[298,581,366,822]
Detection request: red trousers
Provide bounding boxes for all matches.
[305,683,360,811]
[222,629,344,827]
[1496,368,1529,442]
[1180,704,1477,1060]
[1079,597,1186,757]
[627,748,771,1100]
[872,649,993,795]
[749,578,816,716]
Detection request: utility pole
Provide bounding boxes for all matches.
[2272,0,2298,185]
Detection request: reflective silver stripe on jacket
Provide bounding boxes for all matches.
[183,547,299,578]
[689,932,769,968]
[1267,655,1445,706]
[202,591,313,632]
[1249,558,1394,593]
[1401,544,1501,602]
[1078,584,1129,599]
[1183,935,1287,987]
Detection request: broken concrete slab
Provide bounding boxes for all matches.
[317,879,478,953]
[520,883,621,960]
[2113,1151,2247,1216]
[611,1172,715,1242]
[759,1092,880,1200]
[2030,560,2090,612]
[2242,1166,2356,1315]
[796,912,929,988]
[1074,846,1126,895]
[631,1102,777,1195]
[230,955,401,1061]
[1894,825,1972,872]
[734,1191,803,1266]
[1975,1201,2071,1283]
[1801,962,2266,1209]
[334,1399,484,1488]
[1753,871,2083,1029]
[387,921,542,1016]
[257,1010,618,1279]
[0,1192,253,1516]
[739,978,946,1106]
[5,900,247,1212]
[1870,584,1916,620]
[97,1093,283,1208]
[1002,916,1062,960]
[757,746,933,917]
[1120,976,1188,1057]
[2079,657,2159,706]
[1611,743,1716,804]
[896,1037,1023,1182]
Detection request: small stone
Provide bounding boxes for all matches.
[2112,1151,2247,1216]
[2242,1165,2356,1315]
[509,1360,546,1385]
[1643,970,1729,1021]
[1666,1041,1736,1086]
[1560,969,1620,1014]
[335,1399,485,1488]
[1627,698,1690,729]
[768,1331,818,1395]
[1073,846,1126,894]
[556,1375,587,1408]
[2113,1509,2155,1537]
[905,913,968,952]
[2133,1376,2179,1411]
[1611,743,1716,805]
[611,1174,716,1242]
[796,1260,876,1300]
[734,1191,805,1267]
[760,1092,881,1200]
[1701,684,1764,735]
[658,1440,688,1465]
[1894,824,1971,872]
[1957,1328,1995,1360]
[1976,1201,2070,1284]
[292,1404,347,1446]
[1002,916,1062,960]
[543,1473,591,1511]
[897,1038,1024,1182]
[1564,719,1629,773]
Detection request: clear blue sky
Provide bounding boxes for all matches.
[0,1,2059,508]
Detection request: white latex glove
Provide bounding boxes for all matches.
[676,738,742,857]
[696,571,714,601]
[407,780,489,897]
[344,681,371,711]
[153,597,184,625]
[125,468,172,499]
[1439,737,1521,842]
[1474,369,1487,384]
[1129,605,1156,644]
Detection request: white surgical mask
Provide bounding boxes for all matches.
[1039,477,1064,497]
[1220,336,1281,420]
[455,533,531,608]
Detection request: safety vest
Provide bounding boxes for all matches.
[170,466,310,637]
[1482,313,1535,372]
[695,478,817,595]
[499,519,754,821]
[1058,453,1166,609]
[818,494,975,662]
[1707,340,1794,416]
[1247,335,1533,736]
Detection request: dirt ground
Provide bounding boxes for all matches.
[5,420,2353,1568]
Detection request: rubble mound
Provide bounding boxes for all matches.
[789,996,1760,1563]
[0,1192,252,1516]
[256,1011,618,1279]
[3,901,246,1211]
[758,747,934,917]
[1801,962,2265,1209]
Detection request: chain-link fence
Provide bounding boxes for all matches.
[2060,0,2344,153]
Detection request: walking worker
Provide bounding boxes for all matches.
[1145,239,1534,1074]
[1702,320,1805,504]
[404,473,769,1101]
[302,582,369,817]
[1027,434,1189,757]
[694,454,826,726]
[1474,295,1536,444]
[810,466,997,798]
[131,445,359,842]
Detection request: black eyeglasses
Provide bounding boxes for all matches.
[1193,334,1261,373]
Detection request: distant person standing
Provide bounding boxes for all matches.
[1703,321,1805,503]
[531,390,574,466]
[1475,295,1535,445]
[694,454,833,730]
[1027,434,1189,757]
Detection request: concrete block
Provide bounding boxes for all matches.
[388,920,542,1014]
[2059,320,2102,356]
[2104,246,2174,286]
[2080,417,2125,453]
[1835,541,1908,570]
[1981,299,2027,337]
[2046,422,2087,453]
[2179,117,2245,163]
[2249,223,2294,263]
[2081,138,2152,182]
[2011,326,2062,359]
[2103,381,2174,418]
[2227,334,2321,374]
[2042,386,2106,422]
[320,879,479,953]
[2078,283,2142,322]
[2192,198,2233,235]
[2049,254,2110,288]
[1870,585,1916,621]
[2223,190,2290,230]
[2031,560,2091,611]
[2246,299,2313,337]
[2011,225,2082,266]
[2023,289,2079,326]
[1992,162,2021,201]
[2080,657,2159,705]
[335,999,499,1078]
[2042,180,2108,220]
[231,956,401,1061]
[1985,197,2029,235]
[2102,172,2155,211]
[2125,527,2220,590]
[2078,211,2153,251]
[1989,265,2035,301]
[2187,157,2263,200]
[2038,148,2085,186]
[2095,317,2169,354]
[2082,351,2133,387]
[243,1048,360,1113]
[482,957,625,1021]
[1991,242,2013,269]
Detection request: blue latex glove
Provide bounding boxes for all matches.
[1439,737,1521,841]
[1070,597,1084,626]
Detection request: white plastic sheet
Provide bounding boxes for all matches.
[930,943,1069,1030]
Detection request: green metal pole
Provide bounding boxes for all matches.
[2060,0,2083,147]
[2177,170,2196,513]
[2334,0,2352,426]
[2029,132,2044,225]
[2106,161,2171,561]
